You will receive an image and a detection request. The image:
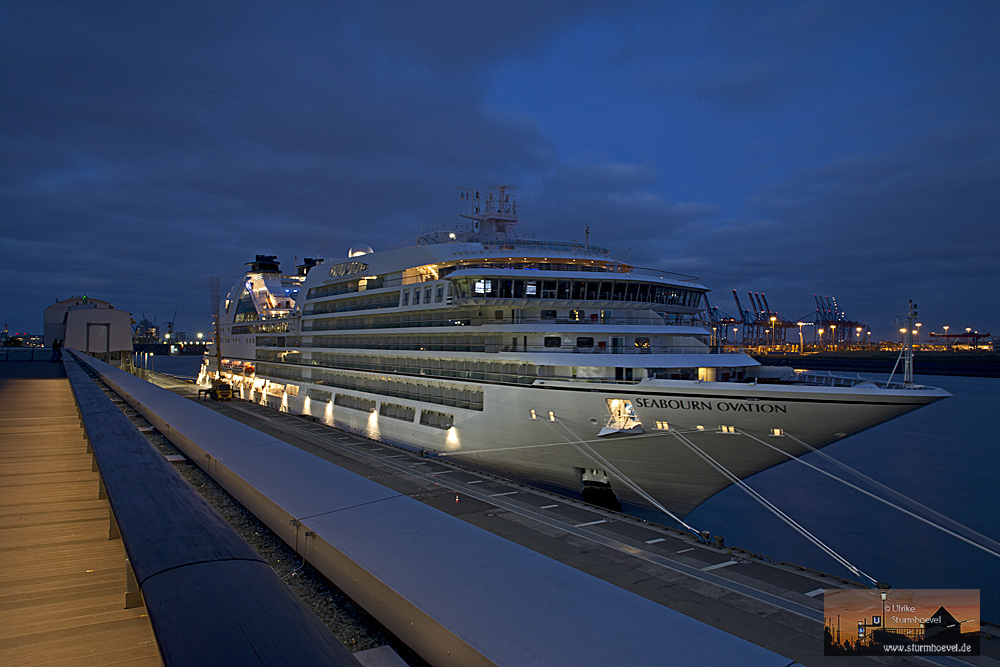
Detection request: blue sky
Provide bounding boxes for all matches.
[2,1,998,339]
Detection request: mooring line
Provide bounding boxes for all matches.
[669,429,880,587]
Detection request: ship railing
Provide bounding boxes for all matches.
[0,346,48,361]
[785,370,937,390]
[302,315,707,330]
[289,341,718,355]
[387,231,632,262]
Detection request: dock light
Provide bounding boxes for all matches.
[197,332,203,339]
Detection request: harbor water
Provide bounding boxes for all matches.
[688,373,1000,622]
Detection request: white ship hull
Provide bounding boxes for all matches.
[219,367,946,518]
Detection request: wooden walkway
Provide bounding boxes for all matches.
[0,365,159,666]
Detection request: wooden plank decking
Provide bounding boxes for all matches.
[0,367,159,666]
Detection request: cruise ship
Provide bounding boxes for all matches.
[203,188,949,519]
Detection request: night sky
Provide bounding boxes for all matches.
[3,1,998,340]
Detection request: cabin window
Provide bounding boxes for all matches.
[635,337,650,350]
[569,309,584,321]
[544,337,562,348]
[500,279,513,298]
[402,292,409,306]
[413,289,420,305]
[420,409,454,429]
[425,287,432,302]
[436,285,444,302]
[542,280,557,299]
[541,310,557,320]
[576,337,594,348]
[557,281,571,299]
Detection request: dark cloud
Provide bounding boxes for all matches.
[1,1,997,340]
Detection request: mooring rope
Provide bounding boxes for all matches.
[669,428,880,587]
[758,432,1000,560]
[539,418,703,536]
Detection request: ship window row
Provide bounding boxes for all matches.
[304,292,400,315]
[307,388,332,402]
[419,409,453,429]
[307,273,384,299]
[310,369,484,411]
[438,261,618,277]
[380,401,416,422]
[334,393,376,413]
[257,347,538,384]
[234,323,291,335]
[451,276,701,307]
[297,334,513,354]
[303,311,473,332]
[310,351,537,384]
[255,363,304,381]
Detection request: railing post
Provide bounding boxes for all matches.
[124,558,144,609]
[108,505,121,540]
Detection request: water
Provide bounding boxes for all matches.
[138,354,203,381]
[686,373,1000,622]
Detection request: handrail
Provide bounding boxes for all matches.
[63,349,360,667]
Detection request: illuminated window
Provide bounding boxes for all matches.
[530,409,537,420]
[525,281,537,296]
[720,425,736,434]
[771,428,784,437]
[548,411,556,422]
[654,421,670,430]
[696,425,705,431]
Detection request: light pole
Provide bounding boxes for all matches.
[770,316,777,349]
[943,325,950,350]
[797,322,805,354]
[915,322,922,345]
[818,328,824,351]
[830,324,837,350]
[856,327,862,349]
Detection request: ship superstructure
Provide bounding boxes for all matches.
[205,188,949,518]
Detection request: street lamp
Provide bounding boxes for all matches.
[797,322,805,354]
[856,327,862,348]
[818,328,824,350]
[881,590,887,629]
[915,322,922,344]
[830,324,837,350]
[770,316,777,348]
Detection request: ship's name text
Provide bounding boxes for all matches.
[634,398,788,413]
